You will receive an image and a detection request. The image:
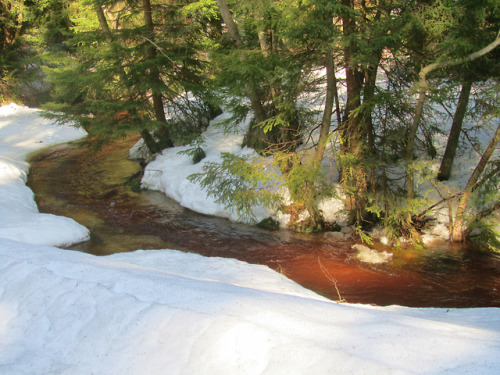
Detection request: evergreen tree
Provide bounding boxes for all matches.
[43,0,207,153]
[0,0,24,102]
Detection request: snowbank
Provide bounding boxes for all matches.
[139,93,499,244]
[2,239,500,375]
[141,114,273,223]
[0,103,89,246]
[1,103,499,374]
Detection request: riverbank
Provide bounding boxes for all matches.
[134,98,499,246]
[26,132,500,307]
[1,103,500,374]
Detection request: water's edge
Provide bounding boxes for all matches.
[27,138,500,307]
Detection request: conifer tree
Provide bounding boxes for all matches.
[405,0,500,198]
[0,0,24,102]
[43,0,205,153]
[208,0,327,228]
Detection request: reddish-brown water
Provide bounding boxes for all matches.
[27,137,500,307]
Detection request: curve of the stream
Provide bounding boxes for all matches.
[27,136,500,307]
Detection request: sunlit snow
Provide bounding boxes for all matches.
[1,103,499,374]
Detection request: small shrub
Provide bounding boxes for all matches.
[257,217,280,231]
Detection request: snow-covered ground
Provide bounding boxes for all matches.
[137,91,499,245]
[1,103,500,374]
[139,113,277,223]
[0,104,89,246]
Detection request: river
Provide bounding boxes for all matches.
[27,136,500,307]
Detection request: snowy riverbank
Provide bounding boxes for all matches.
[1,103,500,374]
[136,101,499,245]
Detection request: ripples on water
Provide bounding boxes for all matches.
[27,137,500,307]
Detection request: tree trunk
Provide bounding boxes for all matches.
[407,28,500,198]
[142,0,173,149]
[363,59,381,193]
[340,0,368,225]
[216,0,243,47]
[406,83,427,200]
[314,47,335,165]
[140,130,160,154]
[92,0,164,155]
[452,123,500,242]
[93,2,112,38]
[437,80,472,181]
[216,0,267,125]
[291,47,338,231]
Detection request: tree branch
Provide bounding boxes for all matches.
[420,28,500,80]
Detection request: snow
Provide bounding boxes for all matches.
[352,244,393,264]
[0,104,89,247]
[141,113,273,223]
[138,85,499,243]
[1,103,500,374]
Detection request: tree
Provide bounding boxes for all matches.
[437,80,472,181]
[0,0,23,102]
[208,0,326,228]
[452,122,500,242]
[142,0,174,150]
[437,0,500,181]
[405,0,500,199]
[43,0,205,153]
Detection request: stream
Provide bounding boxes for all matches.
[27,136,500,307]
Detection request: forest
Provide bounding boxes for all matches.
[1,0,499,250]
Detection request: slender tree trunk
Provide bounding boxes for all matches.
[295,47,338,231]
[314,47,335,165]
[216,0,267,124]
[142,0,173,149]
[437,80,472,181]
[258,29,271,57]
[93,0,163,154]
[452,123,500,242]
[406,82,426,200]
[363,59,381,193]
[94,2,112,38]
[407,29,500,198]
[140,130,161,154]
[216,0,242,47]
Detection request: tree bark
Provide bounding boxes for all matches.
[314,47,335,165]
[216,0,243,47]
[452,123,500,242]
[437,80,472,181]
[140,130,160,154]
[93,1,112,38]
[406,83,426,200]
[340,0,368,224]
[363,59,381,193]
[142,0,173,149]
[92,0,164,154]
[216,0,267,125]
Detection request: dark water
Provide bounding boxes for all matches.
[27,137,500,307]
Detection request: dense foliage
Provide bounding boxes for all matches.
[2,0,499,248]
